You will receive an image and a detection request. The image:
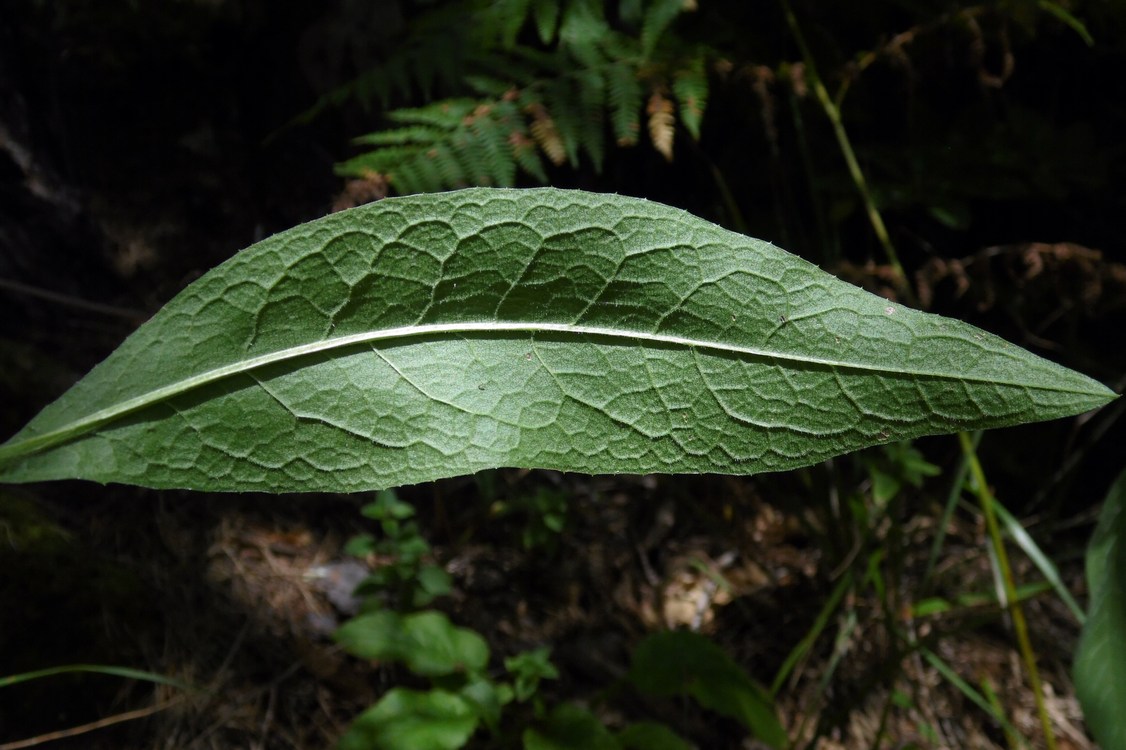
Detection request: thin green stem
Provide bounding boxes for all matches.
[781,0,916,306]
[958,431,1058,750]
[0,664,199,692]
[919,646,1028,745]
[770,569,853,697]
[982,676,1021,750]
[923,431,977,588]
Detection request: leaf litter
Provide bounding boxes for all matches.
[2,469,1097,749]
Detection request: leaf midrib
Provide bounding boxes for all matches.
[0,320,1087,464]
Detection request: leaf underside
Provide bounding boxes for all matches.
[0,188,1115,492]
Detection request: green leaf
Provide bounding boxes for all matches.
[415,563,454,606]
[672,56,708,140]
[861,441,940,504]
[495,0,534,49]
[0,663,198,692]
[991,496,1085,623]
[1074,468,1126,750]
[629,630,787,748]
[531,0,561,45]
[523,703,619,750]
[606,62,642,146]
[344,533,377,557]
[641,0,686,58]
[0,188,1114,492]
[1037,0,1095,46]
[505,646,559,701]
[459,676,509,733]
[362,489,415,522]
[337,688,478,750]
[335,610,489,677]
[617,721,693,750]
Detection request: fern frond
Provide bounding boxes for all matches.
[576,68,607,171]
[486,45,559,83]
[542,79,584,168]
[511,130,549,182]
[493,0,535,49]
[560,0,611,67]
[528,100,568,166]
[451,128,491,186]
[356,58,413,108]
[414,147,449,191]
[352,126,445,147]
[345,93,560,193]
[469,104,516,185]
[365,1,480,105]
[606,62,643,145]
[672,55,708,140]
[532,0,562,44]
[641,0,688,58]
[389,99,480,128]
[465,74,517,97]
[619,0,644,27]
[332,0,713,191]
[429,142,466,187]
[647,90,676,160]
[392,158,434,194]
[336,146,424,177]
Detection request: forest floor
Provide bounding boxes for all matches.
[0,462,1105,749]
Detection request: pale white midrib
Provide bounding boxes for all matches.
[0,320,1086,462]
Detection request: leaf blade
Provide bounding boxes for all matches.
[1074,469,1126,750]
[0,188,1115,491]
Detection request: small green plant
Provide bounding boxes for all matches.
[491,488,570,555]
[336,489,534,749]
[347,490,453,610]
[859,441,941,507]
[335,489,770,749]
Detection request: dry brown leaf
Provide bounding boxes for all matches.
[647,91,675,161]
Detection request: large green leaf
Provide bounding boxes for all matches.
[337,688,478,750]
[0,188,1114,492]
[523,703,619,750]
[629,630,787,748]
[1074,469,1126,750]
[335,610,489,677]
[617,721,693,750]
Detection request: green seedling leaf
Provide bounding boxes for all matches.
[523,703,619,750]
[459,677,509,733]
[505,646,559,702]
[335,610,489,677]
[344,533,377,557]
[1074,469,1126,750]
[629,630,787,748]
[338,688,478,750]
[415,563,454,605]
[0,189,1114,492]
[861,441,941,505]
[362,489,416,522]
